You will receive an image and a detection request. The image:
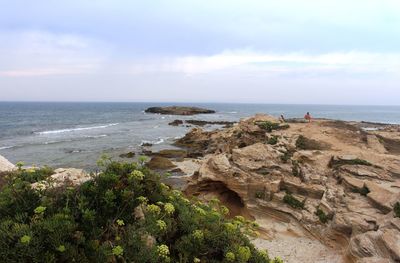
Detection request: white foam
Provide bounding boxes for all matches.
[141,138,165,145]
[0,146,14,150]
[36,123,119,135]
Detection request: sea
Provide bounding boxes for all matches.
[1,102,400,170]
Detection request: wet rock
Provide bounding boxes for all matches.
[154,149,187,159]
[169,119,184,126]
[146,156,177,170]
[119,151,136,158]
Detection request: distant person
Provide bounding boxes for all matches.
[279,114,286,123]
[304,112,312,123]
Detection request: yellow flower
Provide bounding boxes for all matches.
[164,203,175,215]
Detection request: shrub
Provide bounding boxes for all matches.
[315,208,332,223]
[255,121,289,133]
[267,135,279,145]
[283,193,304,209]
[0,160,274,263]
[394,202,400,218]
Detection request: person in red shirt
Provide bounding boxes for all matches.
[304,112,312,123]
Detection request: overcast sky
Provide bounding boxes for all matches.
[0,0,399,104]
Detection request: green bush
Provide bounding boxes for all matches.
[267,136,279,145]
[0,160,275,263]
[255,121,289,133]
[315,208,332,223]
[283,193,304,209]
[394,202,400,218]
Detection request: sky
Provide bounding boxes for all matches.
[0,0,399,104]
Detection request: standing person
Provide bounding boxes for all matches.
[304,112,312,123]
[279,114,286,123]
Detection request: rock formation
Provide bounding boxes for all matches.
[145,106,215,115]
[171,114,400,263]
[0,155,15,172]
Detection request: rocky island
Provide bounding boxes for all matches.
[145,106,216,115]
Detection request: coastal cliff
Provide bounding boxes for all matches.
[168,114,400,263]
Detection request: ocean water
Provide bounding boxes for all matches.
[1,102,400,170]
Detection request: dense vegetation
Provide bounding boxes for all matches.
[0,158,281,263]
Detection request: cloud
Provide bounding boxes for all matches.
[0,31,109,77]
[128,50,400,76]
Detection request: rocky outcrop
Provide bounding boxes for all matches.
[0,155,15,172]
[31,168,90,190]
[176,114,400,263]
[145,106,215,115]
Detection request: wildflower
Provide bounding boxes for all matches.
[130,170,144,181]
[224,223,236,233]
[34,206,46,214]
[220,205,229,215]
[137,196,148,204]
[157,244,170,262]
[157,220,167,231]
[112,245,124,256]
[195,207,206,216]
[192,230,204,241]
[193,258,201,263]
[164,203,175,215]
[20,235,31,244]
[225,252,235,262]
[116,219,125,226]
[237,246,251,263]
[146,204,161,215]
[57,245,66,252]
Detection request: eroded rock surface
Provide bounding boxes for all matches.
[177,114,400,263]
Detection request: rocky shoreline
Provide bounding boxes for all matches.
[144,114,400,263]
[2,114,400,262]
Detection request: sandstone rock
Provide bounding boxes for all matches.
[134,205,145,220]
[342,175,365,192]
[146,156,177,170]
[341,165,392,181]
[281,179,325,199]
[31,168,90,190]
[0,155,15,172]
[349,231,386,258]
[365,181,397,213]
[382,228,400,261]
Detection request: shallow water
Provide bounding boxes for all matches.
[1,102,399,169]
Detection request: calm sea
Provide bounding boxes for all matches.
[1,102,399,169]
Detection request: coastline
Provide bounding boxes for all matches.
[2,114,400,262]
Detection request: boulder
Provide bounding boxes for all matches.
[0,155,15,172]
[31,168,90,190]
[146,156,177,170]
[168,119,184,126]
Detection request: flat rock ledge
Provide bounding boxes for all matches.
[145,106,215,115]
